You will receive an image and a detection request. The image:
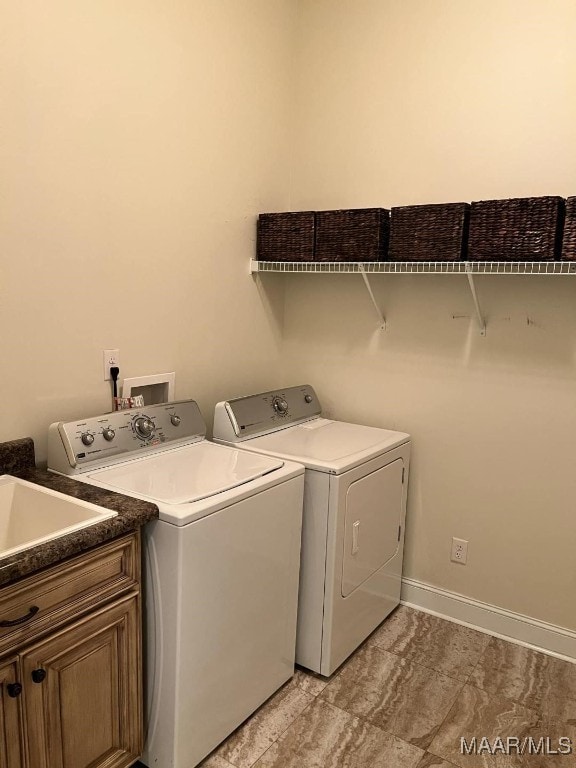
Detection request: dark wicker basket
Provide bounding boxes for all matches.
[467,196,564,261]
[389,202,469,261]
[561,197,576,261]
[257,212,315,261]
[314,208,390,262]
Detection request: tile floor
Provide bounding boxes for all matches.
[137,605,576,768]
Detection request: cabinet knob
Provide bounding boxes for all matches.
[31,668,46,684]
[6,682,22,698]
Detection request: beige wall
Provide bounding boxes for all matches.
[283,0,576,629]
[0,0,295,459]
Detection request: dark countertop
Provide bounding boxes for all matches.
[0,438,158,587]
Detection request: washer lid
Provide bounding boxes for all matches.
[85,441,284,504]
[239,419,409,473]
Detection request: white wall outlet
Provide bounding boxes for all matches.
[451,537,468,564]
[103,349,120,381]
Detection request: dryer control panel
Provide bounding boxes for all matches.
[48,399,206,475]
[213,385,322,441]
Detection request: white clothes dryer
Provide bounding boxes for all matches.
[48,400,303,768]
[213,385,410,677]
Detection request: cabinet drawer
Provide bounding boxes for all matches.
[0,532,139,655]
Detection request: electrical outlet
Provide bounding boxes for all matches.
[451,537,468,564]
[103,349,120,381]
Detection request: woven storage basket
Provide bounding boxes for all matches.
[314,208,390,262]
[467,196,564,261]
[389,202,469,261]
[561,197,576,261]
[257,212,315,261]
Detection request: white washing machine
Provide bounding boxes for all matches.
[47,400,304,768]
[213,385,410,677]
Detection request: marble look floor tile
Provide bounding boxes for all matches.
[369,606,490,681]
[428,684,542,768]
[215,680,314,768]
[518,717,576,767]
[293,666,330,696]
[417,753,460,768]
[252,697,424,768]
[320,645,463,749]
[470,638,576,724]
[199,754,237,768]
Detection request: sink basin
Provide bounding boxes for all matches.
[0,475,117,559]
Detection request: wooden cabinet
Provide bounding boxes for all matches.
[0,658,25,768]
[0,532,143,768]
[23,593,141,768]
[0,532,139,657]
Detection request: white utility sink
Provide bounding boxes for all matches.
[0,475,117,559]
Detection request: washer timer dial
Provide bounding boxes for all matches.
[272,396,289,415]
[133,416,155,440]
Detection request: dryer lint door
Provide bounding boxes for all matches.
[341,459,404,598]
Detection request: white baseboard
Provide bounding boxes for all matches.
[401,577,576,664]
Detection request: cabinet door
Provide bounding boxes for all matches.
[22,593,142,768]
[0,659,26,768]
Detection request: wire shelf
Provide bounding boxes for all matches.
[250,259,576,275]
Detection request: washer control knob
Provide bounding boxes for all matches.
[304,394,313,403]
[102,428,115,442]
[81,433,94,447]
[170,415,181,427]
[272,397,289,415]
[134,417,155,439]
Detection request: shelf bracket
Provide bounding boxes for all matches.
[465,265,486,336]
[359,265,386,330]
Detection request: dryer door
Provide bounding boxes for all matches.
[341,458,404,598]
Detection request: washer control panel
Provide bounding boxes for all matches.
[222,385,321,439]
[48,399,206,474]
